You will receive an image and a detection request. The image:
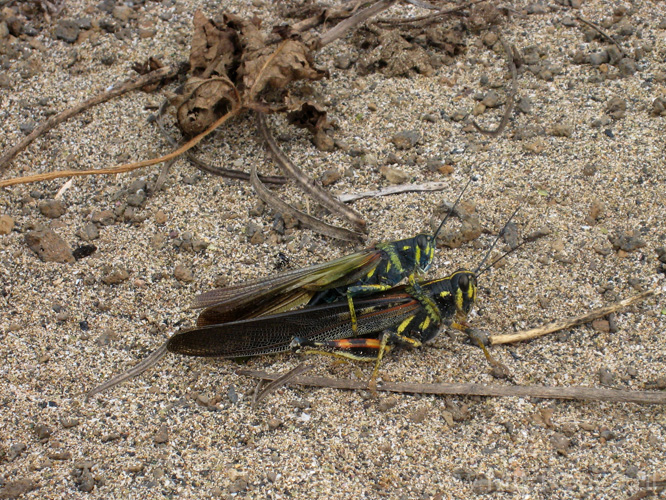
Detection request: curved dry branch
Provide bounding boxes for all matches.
[0,65,179,176]
[472,37,517,137]
[317,0,397,48]
[250,164,365,242]
[86,342,169,400]
[256,111,366,228]
[490,288,661,345]
[376,0,486,27]
[338,181,453,203]
[576,15,629,59]
[252,363,315,406]
[0,103,243,189]
[155,100,287,185]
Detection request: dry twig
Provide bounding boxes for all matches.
[0,106,242,188]
[376,0,486,26]
[252,363,314,406]
[255,111,365,228]
[0,65,179,177]
[250,164,364,242]
[472,37,517,137]
[86,342,169,400]
[490,288,661,345]
[318,0,398,47]
[338,181,455,203]
[576,15,629,59]
[155,100,287,185]
[238,369,666,405]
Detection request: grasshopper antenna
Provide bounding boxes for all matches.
[474,205,521,275]
[476,238,528,277]
[431,175,476,242]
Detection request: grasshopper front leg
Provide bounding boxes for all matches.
[345,283,394,333]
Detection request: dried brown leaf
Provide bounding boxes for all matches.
[286,100,330,133]
[131,57,172,92]
[171,77,237,136]
[357,30,434,77]
[132,56,163,75]
[190,10,239,79]
[242,40,326,99]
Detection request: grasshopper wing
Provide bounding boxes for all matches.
[193,248,383,325]
[171,292,419,357]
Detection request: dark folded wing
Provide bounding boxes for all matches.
[169,293,419,358]
[193,248,383,325]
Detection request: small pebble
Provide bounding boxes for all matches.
[334,54,352,69]
[39,200,66,219]
[7,443,27,461]
[55,20,80,43]
[651,97,666,117]
[378,396,398,412]
[481,90,501,108]
[608,231,646,252]
[48,450,72,461]
[517,96,533,114]
[550,432,571,455]
[25,227,75,264]
[154,210,168,224]
[73,245,97,260]
[0,479,38,498]
[101,266,130,284]
[598,367,615,387]
[313,130,335,152]
[409,406,428,423]
[579,166,597,180]
[523,139,546,154]
[606,96,626,119]
[391,130,421,150]
[472,476,495,494]
[0,214,14,234]
[548,122,573,137]
[174,264,194,283]
[154,425,168,444]
[379,165,410,184]
[91,210,115,226]
[77,223,99,241]
[592,319,610,332]
[35,423,52,440]
[61,417,80,428]
[320,168,342,186]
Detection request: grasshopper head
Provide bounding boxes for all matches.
[413,233,436,273]
[450,270,477,315]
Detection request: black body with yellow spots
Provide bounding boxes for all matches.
[191,231,441,328]
[167,269,477,360]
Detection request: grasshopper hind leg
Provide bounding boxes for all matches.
[291,335,394,394]
[291,336,385,362]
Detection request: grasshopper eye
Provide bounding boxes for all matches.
[415,234,429,249]
[458,274,469,291]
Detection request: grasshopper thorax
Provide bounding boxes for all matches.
[413,233,436,273]
[448,269,477,315]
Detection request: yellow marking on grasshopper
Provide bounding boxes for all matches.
[455,287,464,311]
[396,315,415,334]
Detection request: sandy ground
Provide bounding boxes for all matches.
[1,0,665,498]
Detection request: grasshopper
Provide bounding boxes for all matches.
[192,179,476,331]
[87,269,478,399]
[87,204,521,399]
